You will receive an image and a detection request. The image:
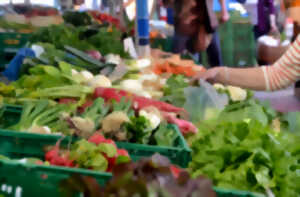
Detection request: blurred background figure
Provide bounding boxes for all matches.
[163,0,229,68]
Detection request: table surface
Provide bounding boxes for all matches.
[255,87,300,112]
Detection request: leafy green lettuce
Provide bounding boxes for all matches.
[189,120,300,197]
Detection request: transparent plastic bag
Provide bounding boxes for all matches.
[183,80,228,122]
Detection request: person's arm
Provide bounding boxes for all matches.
[198,66,268,90]
[219,0,230,23]
[195,35,300,91]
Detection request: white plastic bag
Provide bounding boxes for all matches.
[183,80,229,122]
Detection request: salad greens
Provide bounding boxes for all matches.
[189,119,300,197]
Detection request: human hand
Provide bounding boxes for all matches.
[191,67,223,84]
[221,11,230,23]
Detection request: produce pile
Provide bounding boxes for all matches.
[0,21,300,197]
[5,96,181,147]
[46,134,130,172]
[0,134,130,173]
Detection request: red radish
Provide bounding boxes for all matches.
[86,50,102,60]
[78,100,93,113]
[35,160,44,165]
[104,154,117,172]
[132,96,186,114]
[59,98,77,104]
[162,112,198,134]
[45,140,74,167]
[117,149,129,157]
[170,165,182,179]
[45,145,59,161]
[94,87,128,102]
[104,139,117,149]
[93,87,185,114]
[88,133,106,145]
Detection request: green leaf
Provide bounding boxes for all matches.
[282,112,300,134]
[161,75,189,107]
[42,66,61,77]
[125,116,153,144]
[86,154,108,172]
[154,124,178,147]
[116,155,131,164]
[98,143,117,158]
[254,166,273,188]
[0,155,9,161]
[59,61,73,76]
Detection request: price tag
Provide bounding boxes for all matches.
[123,37,138,59]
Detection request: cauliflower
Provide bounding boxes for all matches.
[88,75,112,88]
[120,79,143,93]
[71,117,95,134]
[227,86,247,102]
[213,83,226,90]
[80,71,94,81]
[102,111,129,133]
[105,54,121,65]
[139,107,162,129]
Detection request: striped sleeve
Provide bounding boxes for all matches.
[261,35,300,91]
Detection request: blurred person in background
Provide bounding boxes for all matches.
[244,0,278,40]
[163,0,229,67]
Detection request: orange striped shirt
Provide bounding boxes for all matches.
[262,35,300,91]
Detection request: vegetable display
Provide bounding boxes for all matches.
[1,96,183,147]
[29,24,129,58]
[2,17,300,197]
[45,134,130,172]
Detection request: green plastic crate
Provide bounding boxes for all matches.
[0,105,191,168]
[0,33,30,53]
[0,32,30,69]
[0,158,111,197]
[214,187,265,197]
[0,158,265,197]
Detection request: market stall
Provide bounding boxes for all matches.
[0,1,299,197]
